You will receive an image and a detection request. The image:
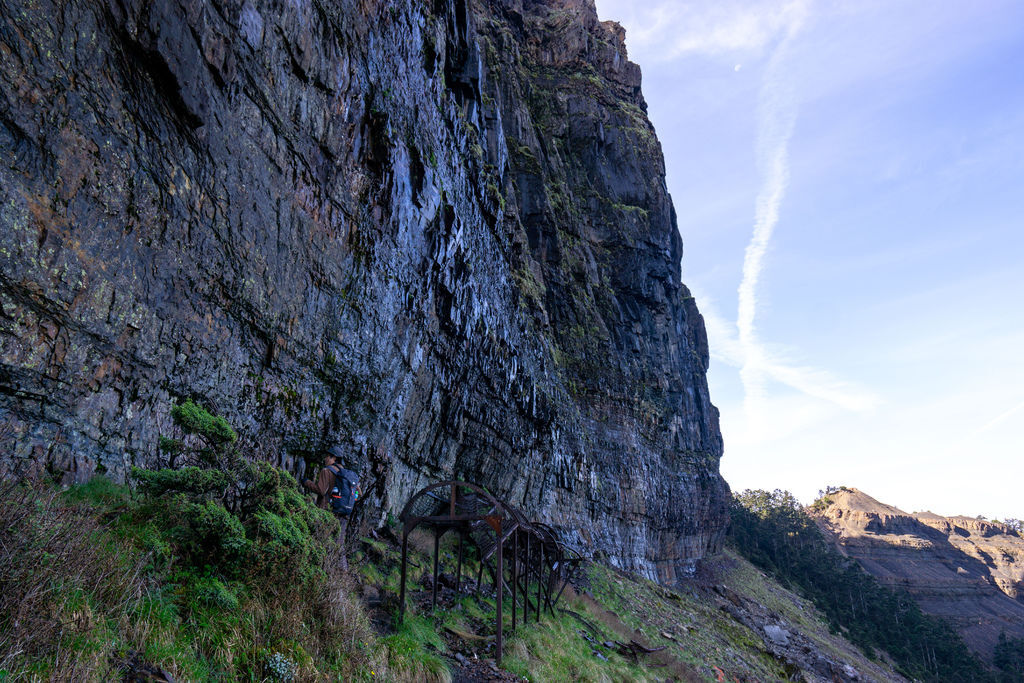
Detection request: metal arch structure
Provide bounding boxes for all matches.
[396,480,586,665]
[397,481,515,663]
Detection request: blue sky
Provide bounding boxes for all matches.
[593,0,1024,519]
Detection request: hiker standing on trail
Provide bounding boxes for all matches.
[303,444,360,570]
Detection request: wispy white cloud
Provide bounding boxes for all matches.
[979,400,1024,434]
[762,359,877,412]
[604,0,812,62]
[695,291,878,413]
[657,0,879,428]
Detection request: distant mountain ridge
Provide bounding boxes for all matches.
[811,487,1024,660]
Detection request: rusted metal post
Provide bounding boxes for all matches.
[431,530,440,609]
[546,555,558,615]
[511,530,518,630]
[399,528,409,623]
[554,574,571,605]
[495,518,503,666]
[476,550,484,594]
[519,550,529,622]
[455,532,464,593]
[536,544,544,623]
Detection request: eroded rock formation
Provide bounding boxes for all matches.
[812,488,1024,659]
[0,0,729,582]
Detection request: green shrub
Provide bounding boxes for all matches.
[144,472,335,587]
[171,398,237,445]
[133,466,231,497]
[189,576,241,611]
[132,401,338,588]
[182,498,251,571]
[0,399,390,680]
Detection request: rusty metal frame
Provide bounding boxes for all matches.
[532,521,585,614]
[396,480,583,666]
[398,481,514,663]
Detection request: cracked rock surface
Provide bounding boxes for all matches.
[0,0,729,582]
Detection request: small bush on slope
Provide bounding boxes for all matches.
[0,399,391,681]
[0,475,390,681]
[130,399,338,595]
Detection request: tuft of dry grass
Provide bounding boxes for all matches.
[296,545,388,680]
[0,481,149,680]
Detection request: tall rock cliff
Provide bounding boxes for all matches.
[812,488,1024,659]
[0,0,729,583]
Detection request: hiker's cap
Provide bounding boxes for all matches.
[325,444,346,461]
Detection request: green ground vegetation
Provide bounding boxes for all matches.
[1,469,927,682]
[353,520,908,682]
[0,475,388,681]
[0,400,387,681]
[349,527,657,683]
[0,399,972,682]
[994,632,1024,682]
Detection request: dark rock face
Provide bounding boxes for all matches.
[0,0,729,582]
[813,489,1024,660]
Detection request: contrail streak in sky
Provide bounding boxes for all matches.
[737,5,807,421]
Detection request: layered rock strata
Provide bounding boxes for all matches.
[0,0,729,582]
[813,488,1024,659]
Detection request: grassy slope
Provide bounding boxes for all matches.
[577,553,902,682]
[351,528,905,682]
[0,479,387,682]
[1,479,904,682]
